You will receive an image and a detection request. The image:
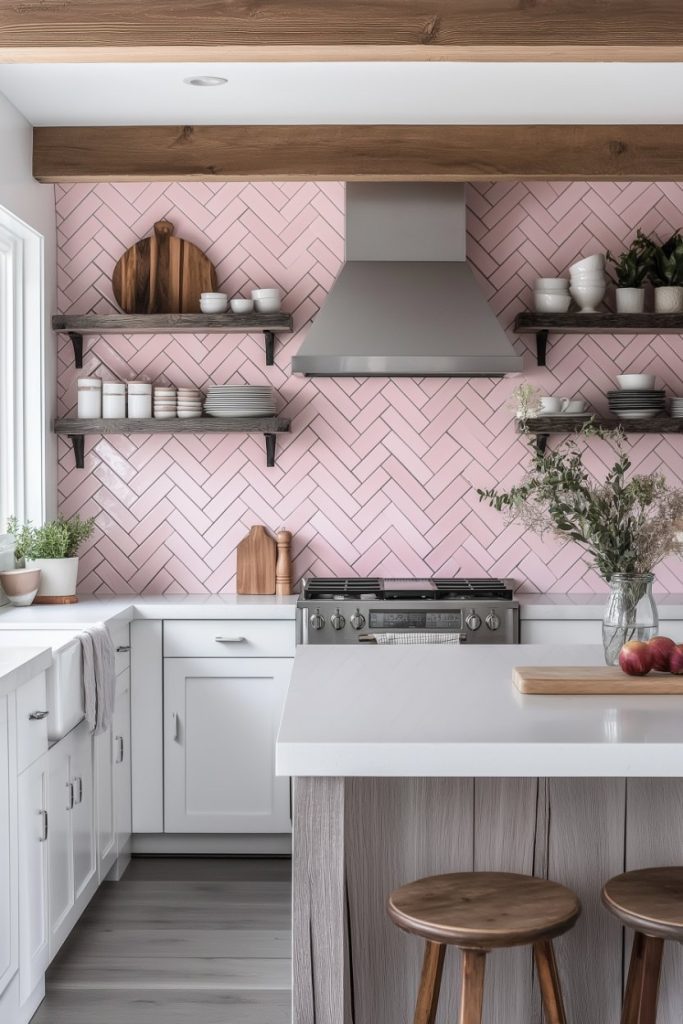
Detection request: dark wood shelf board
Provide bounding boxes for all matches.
[515,312,683,336]
[52,312,293,335]
[55,417,290,469]
[520,414,683,453]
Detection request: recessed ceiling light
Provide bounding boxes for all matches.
[183,75,228,88]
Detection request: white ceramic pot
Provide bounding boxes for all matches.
[25,557,79,598]
[615,288,646,314]
[570,280,606,313]
[654,286,683,313]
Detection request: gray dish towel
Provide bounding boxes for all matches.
[372,632,461,645]
[78,623,116,734]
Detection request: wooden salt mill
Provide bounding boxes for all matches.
[275,529,292,596]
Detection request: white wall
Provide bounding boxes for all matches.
[0,90,57,518]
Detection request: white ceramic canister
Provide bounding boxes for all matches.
[127,381,152,418]
[77,377,102,418]
[102,381,126,419]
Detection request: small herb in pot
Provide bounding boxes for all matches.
[606,230,654,288]
[7,515,95,561]
[648,231,683,287]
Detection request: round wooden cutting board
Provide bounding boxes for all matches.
[112,219,218,314]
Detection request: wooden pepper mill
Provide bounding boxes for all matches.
[275,529,292,596]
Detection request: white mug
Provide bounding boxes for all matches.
[539,396,569,414]
[563,399,587,414]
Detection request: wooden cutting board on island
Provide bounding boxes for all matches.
[514,665,683,694]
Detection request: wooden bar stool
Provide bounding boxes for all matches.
[602,867,683,1023]
[387,871,581,1024]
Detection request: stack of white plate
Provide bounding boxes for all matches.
[177,388,203,419]
[671,397,683,419]
[608,390,666,420]
[153,386,177,419]
[204,385,275,418]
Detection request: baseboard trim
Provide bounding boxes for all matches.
[131,833,293,855]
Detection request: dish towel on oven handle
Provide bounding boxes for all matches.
[372,632,461,645]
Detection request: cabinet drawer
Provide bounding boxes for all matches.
[109,621,130,675]
[16,672,48,772]
[163,619,295,658]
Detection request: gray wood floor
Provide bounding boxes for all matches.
[32,857,292,1024]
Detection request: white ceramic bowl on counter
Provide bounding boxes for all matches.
[200,292,229,314]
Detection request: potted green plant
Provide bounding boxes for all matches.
[508,381,543,420]
[7,515,94,602]
[648,230,683,312]
[477,425,683,664]
[606,230,653,313]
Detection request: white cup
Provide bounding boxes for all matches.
[538,396,570,414]
[563,399,587,413]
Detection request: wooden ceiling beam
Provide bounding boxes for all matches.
[3,1,683,62]
[33,124,683,184]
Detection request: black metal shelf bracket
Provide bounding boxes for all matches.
[264,331,275,366]
[68,332,84,369]
[68,434,85,469]
[536,433,549,454]
[265,433,276,467]
[536,330,549,367]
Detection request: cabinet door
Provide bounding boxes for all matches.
[164,658,291,833]
[0,693,17,999]
[95,725,116,880]
[70,722,96,904]
[113,684,132,857]
[17,756,48,1005]
[47,738,72,954]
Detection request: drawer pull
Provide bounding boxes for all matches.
[115,735,124,763]
[215,636,246,643]
[73,777,83,805]
[29,710,49,720]
[39,810,48,842]
[116,645,130,653]
[66,781,74,810]
[172,712,179,742]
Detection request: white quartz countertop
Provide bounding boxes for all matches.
[0,646,52,698]
[276,644,683,778]
[518,594,683,619]
[0,594,298,628]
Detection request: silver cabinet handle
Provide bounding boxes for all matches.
[39,810,48,842]
[29,710,49,720]
[115,735,124,763]
[73,777,83,805]
[214,636,245,643]
[66,781,74,810]
[116,645,130,653]
[172,713,179,742]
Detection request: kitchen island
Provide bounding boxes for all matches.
[277,644,683,1024]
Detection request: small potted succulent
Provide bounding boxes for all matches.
[648,230,683,313]
[7,515,94,602]
[606,230,652,313]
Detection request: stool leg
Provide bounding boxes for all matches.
[458,949,486,1024]
[413,941,446,1024]
[621,932,664,1024]
[534,939,567,1024]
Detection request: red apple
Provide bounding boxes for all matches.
[619,641,654,676]
[669,645,683,675]
[647,636,676,672]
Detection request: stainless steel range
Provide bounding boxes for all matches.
[297,577,519,645]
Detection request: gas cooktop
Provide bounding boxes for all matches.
[300,577,514,602]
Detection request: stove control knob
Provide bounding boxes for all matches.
[465,610,482,631]
[350,609,366,630]
[309,609,325,631]
[330,609,346,631]
[486,610,501,631]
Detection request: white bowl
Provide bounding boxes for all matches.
[535,278,569,292]
[570,281,606,312]
[534,292,572,313]
[251,288,280,300]
[230,298,255,313]
[617,373,656,391]
[201,292,227,299]
[254,297,281,313]
[569,254,605,274]
[200,295,228,313]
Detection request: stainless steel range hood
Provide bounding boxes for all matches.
[292,183,523,378]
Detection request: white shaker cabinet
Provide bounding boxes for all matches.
[95,724,116,879]
[113,680,132,868]
[0,693,17,1006]
[16,755,48,1004]
[163,658,291,833]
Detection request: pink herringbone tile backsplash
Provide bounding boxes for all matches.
[56,181,683,594]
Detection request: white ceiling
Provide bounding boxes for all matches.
[1,62,683,126]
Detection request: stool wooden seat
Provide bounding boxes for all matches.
[602,867,683,1023]
[388,871,580,1024]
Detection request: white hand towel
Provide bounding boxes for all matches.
[79,623,116,734]
[373,632,461,645]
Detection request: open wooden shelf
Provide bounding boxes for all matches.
[521,414,683,452]
[54,416,291,469]
[514,312,683,366]
[52,312,294,368]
